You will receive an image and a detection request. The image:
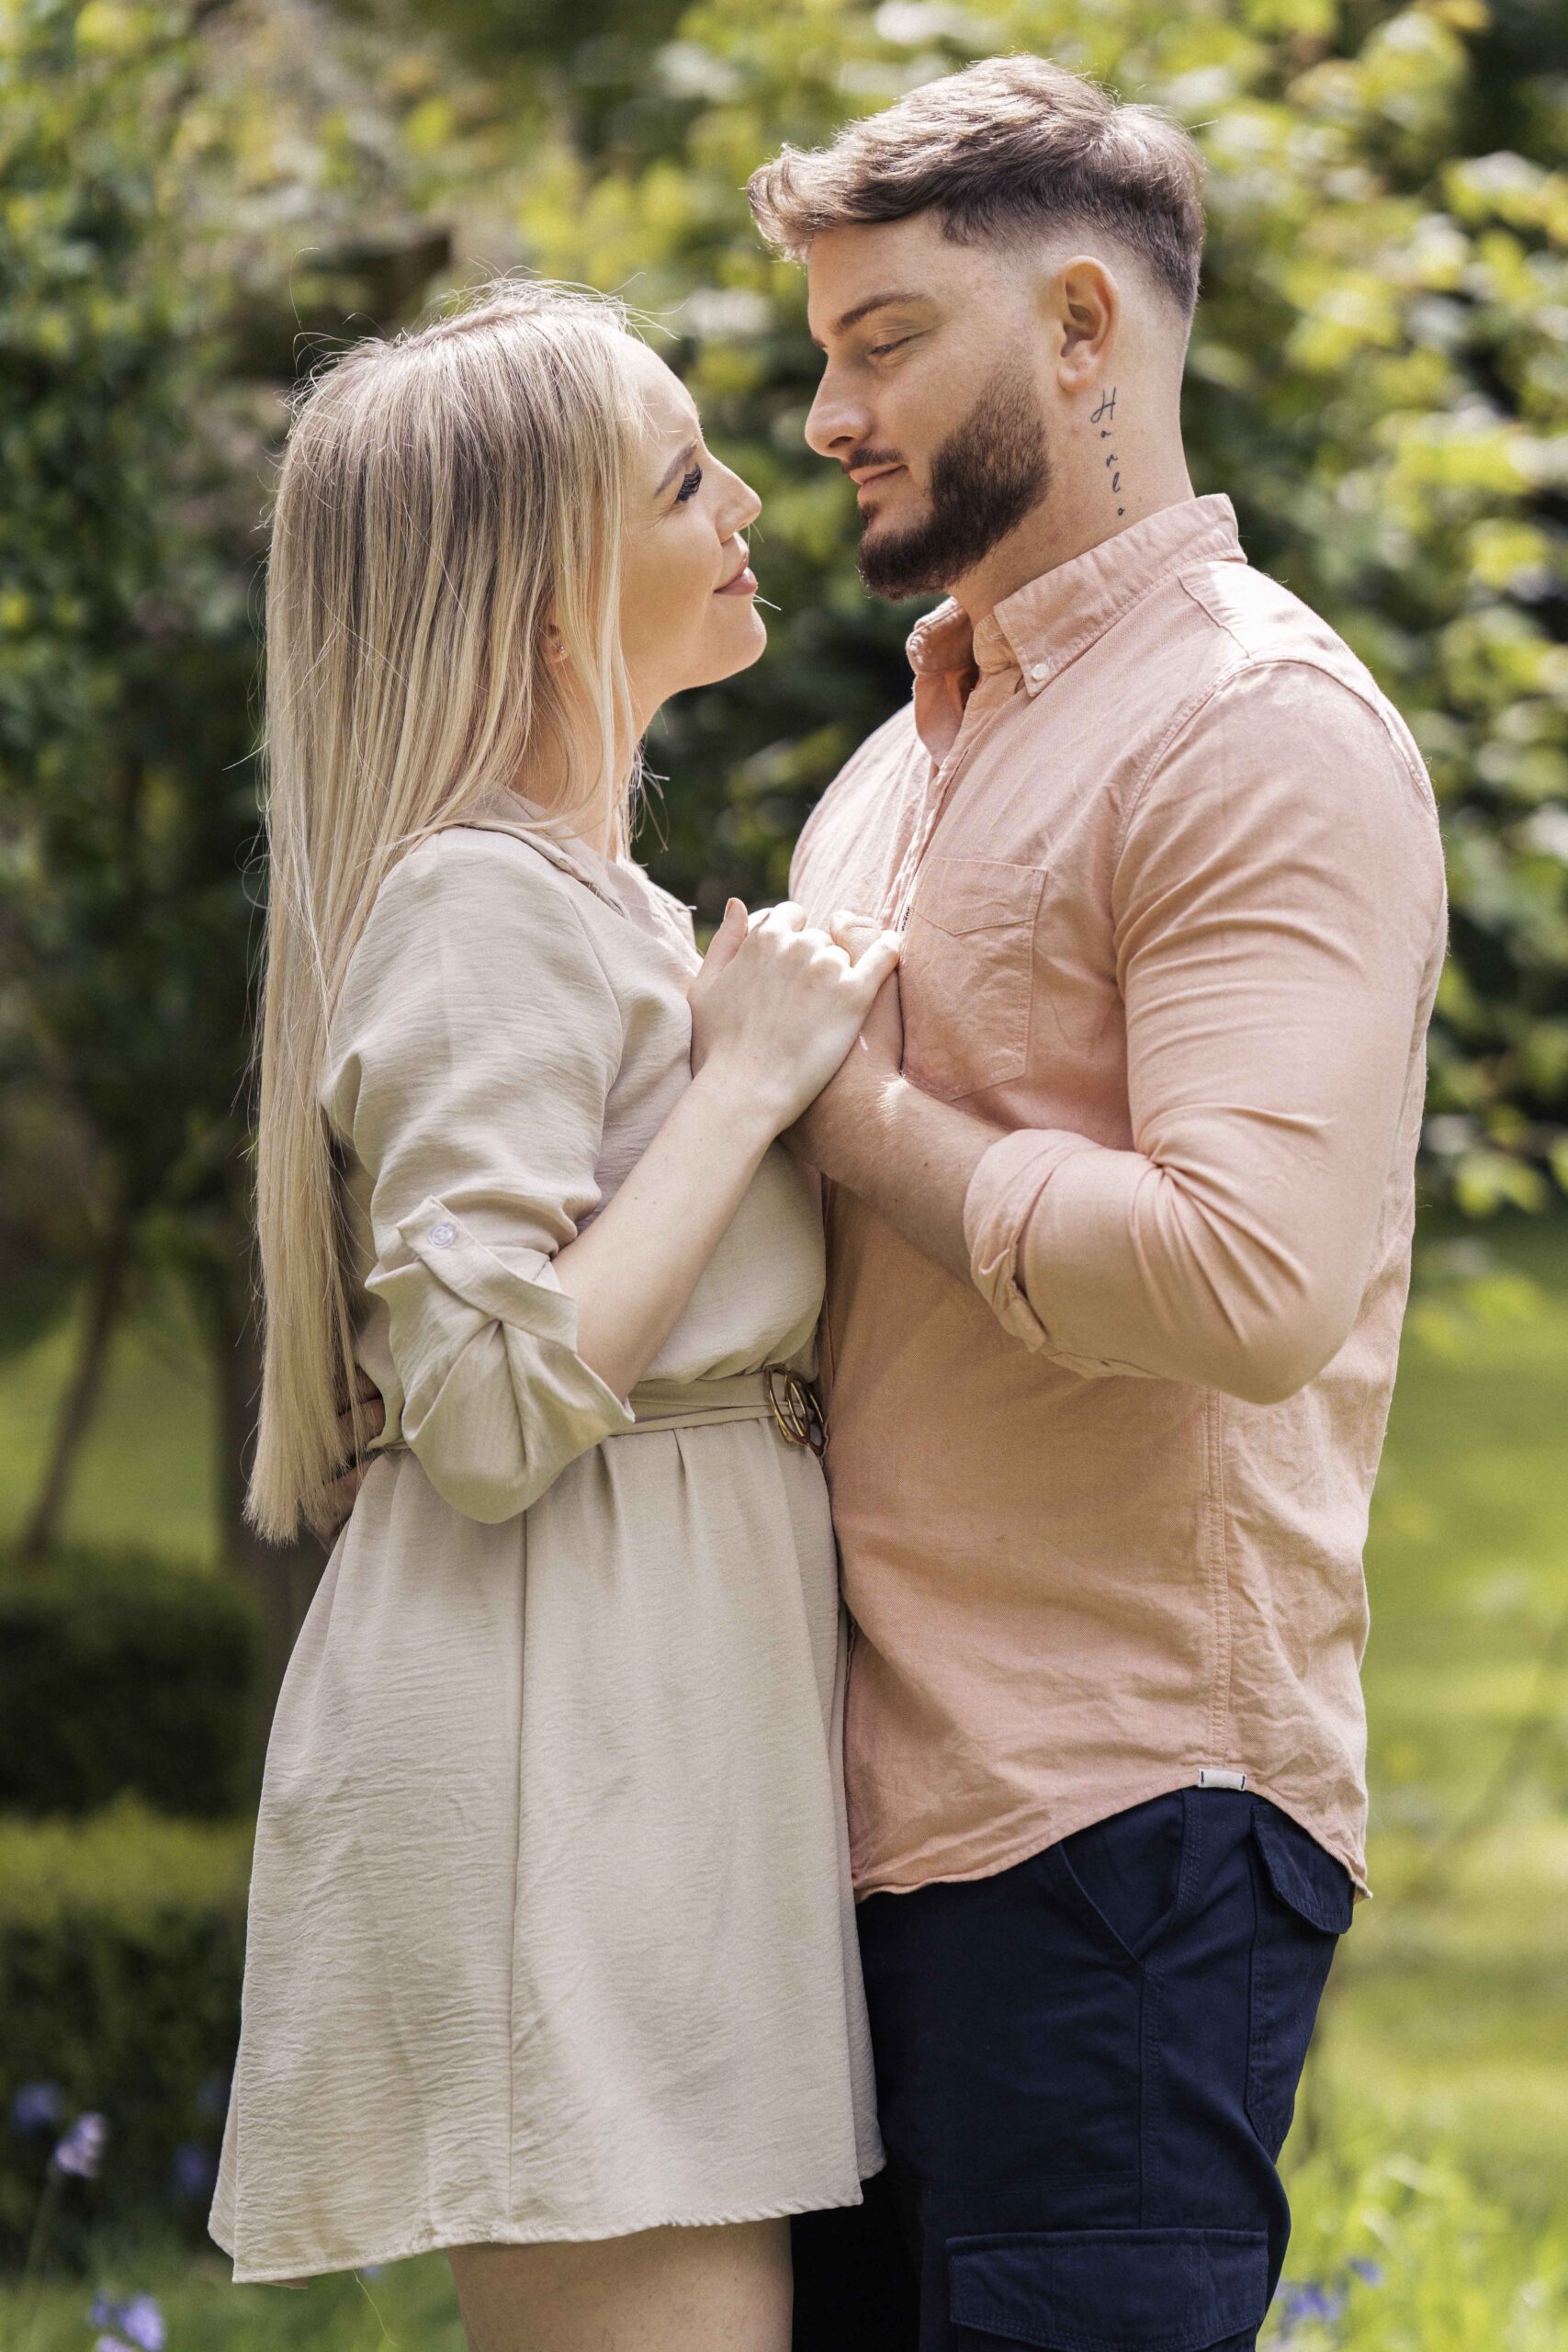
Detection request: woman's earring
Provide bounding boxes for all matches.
[544,626,566,666]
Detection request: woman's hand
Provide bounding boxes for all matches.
[688,897,901,1136]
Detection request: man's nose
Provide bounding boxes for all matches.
[805,370,871,460]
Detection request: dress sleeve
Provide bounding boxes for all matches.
[963,665,1447,1403]
[326,828,636,1521]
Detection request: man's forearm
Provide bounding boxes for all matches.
[802,1075,1000,1286]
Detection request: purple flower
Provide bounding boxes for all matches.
[53,2110,108,2178]
[117,2295,166,2350]
[10,2080,66,2135]
[170,2138,216,2201]
[1280,2278,1347,2325]
[1349,2256,1385,2286]
[88,2295,164,2350]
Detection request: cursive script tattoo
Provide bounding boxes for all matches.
[1094,388,1126,516]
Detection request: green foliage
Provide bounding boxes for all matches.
[1263,2127,1568,2346]
[0,1801,250,2262]
[0,2115,1562,2345]
[488,0,1568,1215]
[0,0,261,1277]
[0,0,454,1553]
[0,1550,257,1818]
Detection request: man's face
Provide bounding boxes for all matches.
[804,213,1053,601]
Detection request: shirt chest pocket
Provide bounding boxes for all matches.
[900,854,1043,1102]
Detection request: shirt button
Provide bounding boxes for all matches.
[429,1222,456,1249]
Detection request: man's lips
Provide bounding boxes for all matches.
[849,462,904,493]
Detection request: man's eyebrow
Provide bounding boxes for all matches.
[655,437,699,495]
[809,290,931,349]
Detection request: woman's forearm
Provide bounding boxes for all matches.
[550,1062,785,1401]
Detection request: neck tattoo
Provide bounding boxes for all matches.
[1092,387,1125,517]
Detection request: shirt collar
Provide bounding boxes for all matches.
[905,493,1244,702]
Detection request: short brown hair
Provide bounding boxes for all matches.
[748,55,1205,321]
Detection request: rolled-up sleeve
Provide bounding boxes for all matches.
[327,830,636,1521]
[964,664,1447,1404]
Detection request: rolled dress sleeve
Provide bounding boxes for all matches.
[324,828,636,1521]
[964,665,1447,1403]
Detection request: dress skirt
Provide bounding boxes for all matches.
[210,1417,881,2282]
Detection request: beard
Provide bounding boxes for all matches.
[856,362,1052,603]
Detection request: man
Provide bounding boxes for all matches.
[745,55,1447,2352]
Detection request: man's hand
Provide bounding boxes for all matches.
[784,911,906,1178]
[304,1365,386,1548]
[782,907,999,1284]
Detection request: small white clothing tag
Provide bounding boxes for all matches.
[1197,1768,1248,1792]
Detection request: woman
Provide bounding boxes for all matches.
[209,279,898,2350]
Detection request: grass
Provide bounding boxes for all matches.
[1,1213,1565,2342]
[1319,1216,1568,2225]
[0,1279,218,1566]
[0,2227,469,2350]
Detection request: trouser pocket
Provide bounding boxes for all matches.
[1244,1805,1353,2155]
[948,2226,1270,2350]
[1050,1792,1190,1964]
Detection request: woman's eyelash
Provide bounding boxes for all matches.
[676,465,704,503]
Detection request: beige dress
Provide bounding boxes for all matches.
[209,797,881,2283]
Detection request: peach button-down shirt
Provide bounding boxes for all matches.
[791,494,1448,1900]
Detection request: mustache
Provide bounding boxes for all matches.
[844,446,903,475]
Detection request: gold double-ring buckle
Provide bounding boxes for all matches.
[764,1367,829,1457]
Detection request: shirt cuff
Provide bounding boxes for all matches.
[368,1198,637,1521]
[964,1129,1103,1351]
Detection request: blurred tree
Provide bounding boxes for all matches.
[0,0,249,1561]
[0,0,448,1697]
[449,0,1568,1219]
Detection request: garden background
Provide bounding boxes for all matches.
[2,0,1566,2342]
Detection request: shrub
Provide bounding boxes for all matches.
[0,1801,250,2263]
[0,1550,258,1819]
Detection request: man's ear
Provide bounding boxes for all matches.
[1050,256,1120,392]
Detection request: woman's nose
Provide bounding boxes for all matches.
[723,471,762,535]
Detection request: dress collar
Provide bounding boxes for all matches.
[459,788,637,914]
[458,788,698,963]
[905,493,1244,701]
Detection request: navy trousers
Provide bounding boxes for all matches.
[793,1788,1353,2352]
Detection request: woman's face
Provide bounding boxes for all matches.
[617,342,765,729]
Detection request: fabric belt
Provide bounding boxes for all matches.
[622,1368,827,1453]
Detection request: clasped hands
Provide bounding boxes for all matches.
[689,896,906,1169]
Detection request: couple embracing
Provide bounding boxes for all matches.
[211,52,1447,2352]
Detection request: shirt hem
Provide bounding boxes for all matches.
[210,2164,887,2284]
[851,1774,1371,1905]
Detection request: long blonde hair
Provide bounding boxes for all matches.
[249,279,646,1542]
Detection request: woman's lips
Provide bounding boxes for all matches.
[716,566,758,596]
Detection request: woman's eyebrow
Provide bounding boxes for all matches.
[655,437,699,495]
